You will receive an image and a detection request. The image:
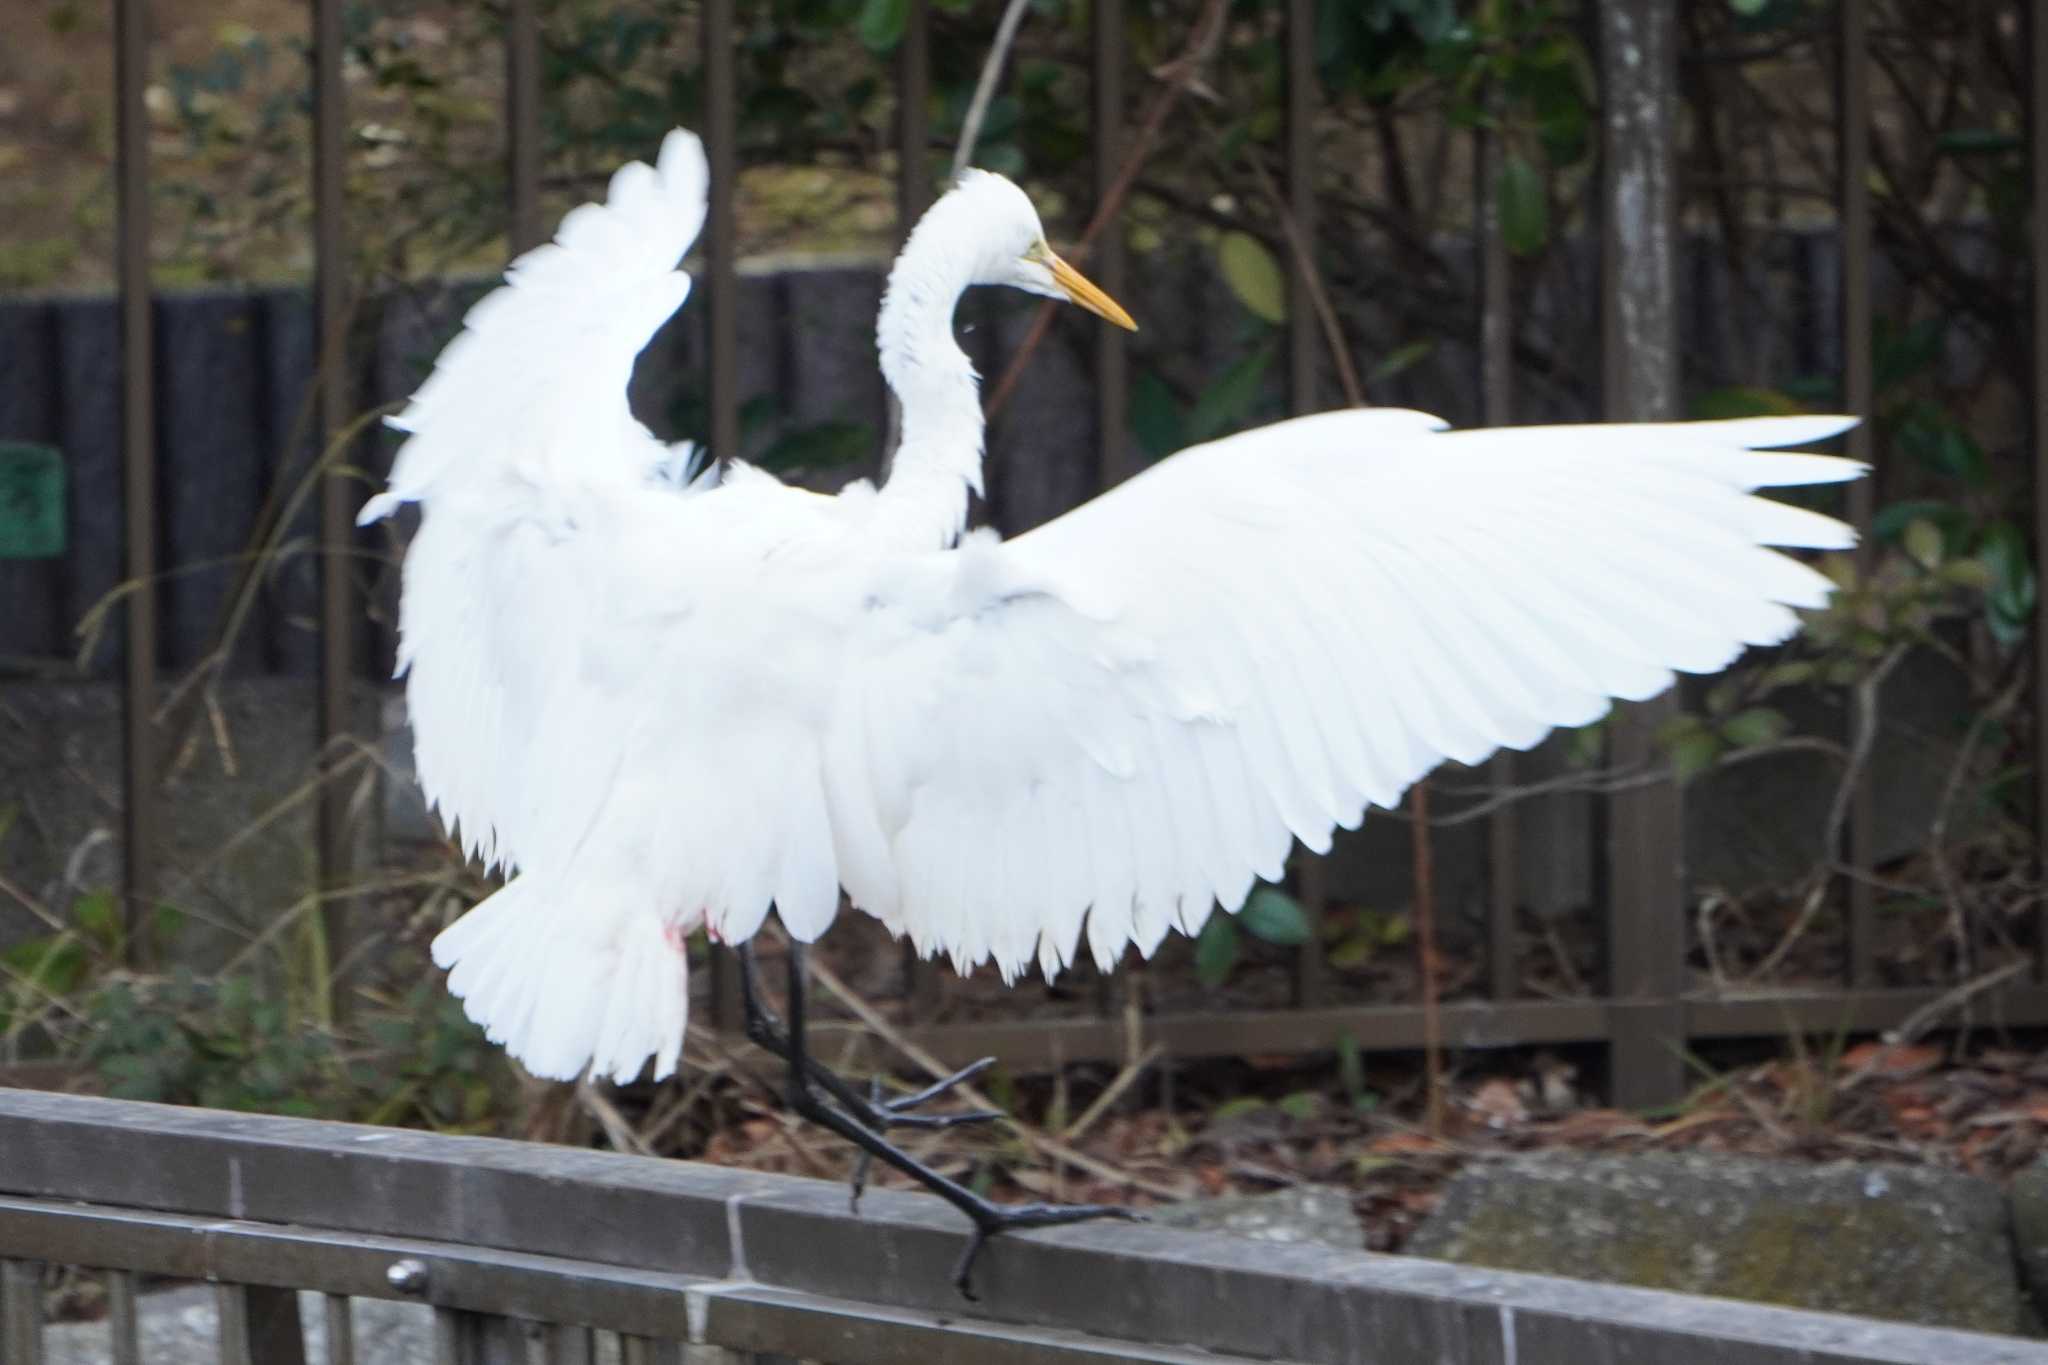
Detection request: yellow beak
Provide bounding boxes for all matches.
[1048,253,1138,331]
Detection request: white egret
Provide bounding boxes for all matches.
[362,128,1863,1287]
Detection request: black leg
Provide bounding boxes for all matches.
[735,943,999,1133]
[768,941,1143,1299]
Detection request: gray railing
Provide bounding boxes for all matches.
[1,1089,2044,1364]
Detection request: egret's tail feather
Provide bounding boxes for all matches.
[433,878,689,1085]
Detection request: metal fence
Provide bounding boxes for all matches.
[40,0,2048,1111]
[4,1088,2044,1364]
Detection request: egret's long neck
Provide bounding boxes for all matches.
[873,205,986,549]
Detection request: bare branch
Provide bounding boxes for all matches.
[952,0,1035,180]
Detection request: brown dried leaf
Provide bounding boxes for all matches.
[1470,1078,1528,1124]
[1838,1041,1942,1079]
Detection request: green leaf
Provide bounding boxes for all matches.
[1211,1096,1268,1123]
[1689,386,1802,421]
[1873,318,1944,390]
[1720,707,1788,749]
[1728,0,1767,14]
[1670,730,1723,783]
[1655,710,1708,747]
[1277,1090,1323,1121]
[1240,885,1312,946]
[1872,498,1964,548]
[1565,720,1606,769]
[754,419,874,473]
[1368,339,1434,384]
[1194,913,1239,988]
[1978,519,2036,644]
[1129,369,1185,462]
[1904,424,1990,488]
[72,890,118,948]
[3,933,88,1002]
[856,0,907,52]
[977,142,1026,178]
[1216,231,1288,325]
[1939,558,1994,591]
[1758,661,1816,690]
[1903,517,1944,571]
[1495,152,1548,256]
[1185,345,1273,444]
[1336,1030,1366,1104]
[1328,935,1374,970]
[1937,129,2021,156]
[1509,37,1593,166]
[153,903,186,950]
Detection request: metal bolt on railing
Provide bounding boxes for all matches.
[385,1258,429,1295]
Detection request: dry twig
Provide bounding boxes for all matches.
[951,0,1034,180]
[1063,1042,1164,1146]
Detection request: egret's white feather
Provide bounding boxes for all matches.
[373,127,1869,1086]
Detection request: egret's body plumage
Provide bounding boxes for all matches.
[367,129,1864,1089]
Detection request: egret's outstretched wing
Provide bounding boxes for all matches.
[828,411,1862,981]
[360,129,711,874]
[359,128,709,523]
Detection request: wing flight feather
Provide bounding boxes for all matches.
[829,411,1863,980]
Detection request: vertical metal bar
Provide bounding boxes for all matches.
[324,1294,355,1365]
[2,1260,44,1365]
[620,1336,684,1365]
[435,1307,463,1365]
[1598,0,1686,1110]
[107,1270,140,1365]
[314,0,355,999]
[433,1309,523,1365]
[543,1322,595,1365]
[249,1284,309,1364]
[1478,95,1519,1003]
[506,0,544,255]
[1092,0,1128,487]
[702,0,743,1036]
[114,0,156,960]
[1281,0,1329,1008]
[898,0,932,226]
[703,0,738,466]
[892,0,944,1023]
[217,1284,308,1365]
[1284,0,1317,418]
[2031,0,2048,983]
[217,1283,255,1365]
[1838,0,1877,988]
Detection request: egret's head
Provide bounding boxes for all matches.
[955,170,1137,331]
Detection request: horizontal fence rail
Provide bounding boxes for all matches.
[3,1091,2045,1364]
[856,982,2048,1072]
